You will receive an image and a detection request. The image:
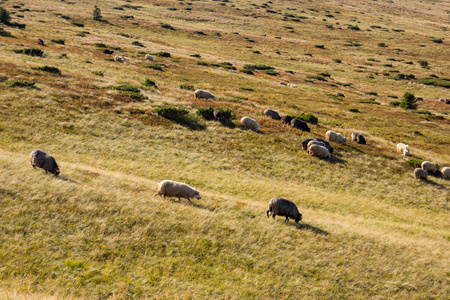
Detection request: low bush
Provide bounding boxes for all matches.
[155,106,205,130]
[6,79,35,88]
[419,78,450,88]
[179,84,194,90]
[32,66,61,75]
[265,70,278,76]
[359,98,380,105]
[291,113,318,124]
[0,27,12,37]
[389,101,401,107]
[160,23,175,30]
[348,108,359,113]
[406,158,423,169]
[132,41,144,47]
[347,25,360,30]
[143,78,157,88]
[153,52,171,57]
[71,21,84,27]
[333,59,342,63]
[418,60,429,68]
[51,39,65,45]
[431,38,443,44]
[147,63,167,71]
[13,48,43,57]
[111,85,140,93]
[307,75,326,81]
[92,71,104,76]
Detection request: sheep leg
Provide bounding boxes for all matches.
[266,210,271,218]
[178,197,181,202]
[272,214,276,220]
[187,198,192,203]
[285,217,289,223]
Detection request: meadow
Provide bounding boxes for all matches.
[0,0,449,298]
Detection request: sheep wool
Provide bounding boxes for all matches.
[421,161,436,174]
[240,117,259,132]
[30,149,60,176]
[308,145,331,158]
[263,109,281,120]
[194,89,216,101]
[114,55,125,63]
[441,167,450,180]
[396,143,410,156]
[326,130,347,144]
[267,197,302,223]
[153,180,201,202]
[414,168,428,180]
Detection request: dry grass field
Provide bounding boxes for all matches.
[0,0,449,299]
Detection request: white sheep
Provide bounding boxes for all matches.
[441,167,450,180]
[396,143,410,156]
[194,89,216,101]
[308,145,331,158]
[414,168,428,180]
[421,161,436,174]
[240,117,259,132]
[152,180,201,203]
[145,54,154,61]
[325,130,347,144]
[307,140,326,150]
[114,55,125,63]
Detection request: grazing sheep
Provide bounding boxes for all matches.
[288,84,297,88]
[152,180,201,202]
[351,131,367,145]
[414,168,428,180]
[313,138,334,153]
[145,54,154,61]
[213,110,222,121]
[37,38,44,46]
[30,149,60,176]
[421,161,437,174]
[194,89,216,101]
[114,55,125,63]
[439,98,450,104]
[290,118,310,132]
[308,145,331,158]
[396,143,410,156]
[240,117,259,132]
[267,197,302,223]
[307,140,326,150]
[441,167,450,180]
[282,115,293,125]
[336,92,345,98]
[103,49,114,55]
[263,109,281,120]
[301,138,314,150]
[326,130,347,144]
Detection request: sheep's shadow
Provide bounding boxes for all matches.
[327,154,346,165]
[57,175,81,185]
[166,198,216,212]
[289,222,330,236]
[423,179,446,189]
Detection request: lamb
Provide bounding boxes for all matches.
[290,118,310,132]
[213,110,222,121]
[282,115,293,125]
[308,145,331,158]
[421,161,437,174]
[194,89,216,101]
[30,149,60,176]
[240,117,259,132]
[326,130,347,144]
[263,109,281,120]
[267,197,302,223]
[441,167,450,180]
[414,168,428,180]
[114,55,125,63]
[103,49,114,55]
[145,54,154,61]
[152,180,201,202]
[351,131,367,145]
[396,143,410,156]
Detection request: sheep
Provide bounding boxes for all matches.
[152,180,201,202]
[145,54,154,61]
[313,138,334,153]
[441,167,450,180]
[336,92,345,98]
[325,130,347,144]
[421,161,437,174]
[213,110,222,121]
[351,131,367,145]
[301,138,314,150]
[307,140,326,150]
[414,168,428,180]
[290,118,310,132]
[240,117,259,132]
[282,115,293,125]
[37,38,44,46]
[439,98,450,104]
[288,84,297,88]
[194,89,216,101]
[308,145,331,158]
[396,143,410,156]
[263,109,281,120]
[267,197,302,223]
[30,149,60,176]
[103,49,114,55]
[114,55,125,63]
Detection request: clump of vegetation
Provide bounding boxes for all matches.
[347,25,360,30]
[32,66,61,75]
[392,74,415,80]
[179,84,194,91]
[344,41,361,47]
[365,92,378,96]
[0,27,12,37]
[6,79,35,88]
[418,60,429,68]
[160,23,175,30]
[71,21,85,27]
[146,63,167,71]
[92,71,104,76]
[406,158,423,169]
[377,42,387,47]
[307,75,327,81]
[419,78,450,88]
[291,113,318,124]
[143,78,157,88]
[315,45,325,49]
[13,48,44,57]
[153,52,171,57]
[389,101,401,107]
[333,58,342,63]
[155,106,205,130]
[111,84,146,101]
[348,108,360,113]
[359,98,380,105]
[0,7,11,24]
[111,85,140,93]
[399,92,418,110]
[132,41,145,47]
[190,54,201,58]
[196,107,236,123]
[265,70,278,76]
[93,5,102,21]
[51,39,65,45]
[431,38,443,44]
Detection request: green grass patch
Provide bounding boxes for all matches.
[6,79,35,88]
[291,113,318,124]
[419,78,450,88]
[13,48,44,57]
[155,106,205,130]
[359,98,380,105]
[51,39,65,45]
[132,41,145,47]
[32,66,61,75]
[406,158,423,169]
[143,78,157,88]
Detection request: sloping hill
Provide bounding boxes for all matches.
[0,0,449,298]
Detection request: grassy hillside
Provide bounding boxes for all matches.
[0,0,449,298]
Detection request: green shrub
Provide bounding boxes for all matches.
[406,158,423,169]
[315,45,325,49]
[240,69,254,75]
[32,66,61,75]
[0,27,12,37]
[388,95,398,99]
[153,52,171,57]
[418,60,428,68]
[94,43,107,48]
[93,5,102,21]
[160,23,175,30]
[419,78,450,88]
[348,108,359,113]
[0,7,11,24]
[71,21,84,27]
[431,38,443,44]
[155,106,205,130]
[365,92,378,96]
[307,75,326,81]
[344,41,361,47]
[6,79,35,88]
[399,92,417,110]
[143,78,156,87]
[254,64,274,70]
[132,41,144,47]
[179,84,194,90]
[377,42,387,47]
[147,63,167,71]
[51,39,65,45]
[13,48,44,57]
[333,59,342,63]
[359,98,380,105]
[265,70,278,76]
[347,25,360,30]
[413,110,431,115]
[389,101,401,107]
[111,85,140,93]
[190,54,201,58]
[291,113,318,124]
[318,72,331,78]
[196,107,236,121]
[92,71,104,76]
